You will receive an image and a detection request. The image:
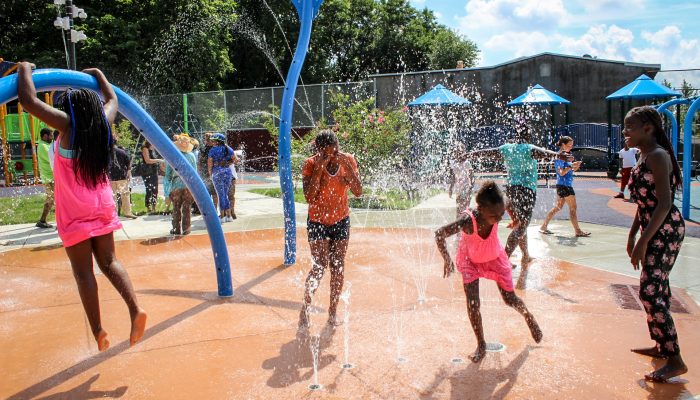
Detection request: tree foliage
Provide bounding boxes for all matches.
[2,0,478,93]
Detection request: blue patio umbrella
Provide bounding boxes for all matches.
[606,74,681,100]
[507,84,571,148]
[605,74,681,176]
[408,84,471,107]
[507,84,571,106]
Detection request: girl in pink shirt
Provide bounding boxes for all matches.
[435,181,542,362]
[18,62,146,352]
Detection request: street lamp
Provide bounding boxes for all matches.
[52,0,88,70]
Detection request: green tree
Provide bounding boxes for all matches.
[428,29,479,70]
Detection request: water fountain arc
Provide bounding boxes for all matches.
[0,69,233,297]
[656,97,691,158]
[278,0,324,265]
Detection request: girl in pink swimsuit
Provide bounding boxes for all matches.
[435,181,542,362]
[18,62,146,352]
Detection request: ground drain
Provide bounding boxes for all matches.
[485,342,506,352]
[610,284,689,313]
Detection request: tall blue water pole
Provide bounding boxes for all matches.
[279,0,324,265]
[657,98,690,158]
[0,69,233,297]
[681,97,700,219]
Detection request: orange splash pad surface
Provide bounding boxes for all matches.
[1,228,699,399]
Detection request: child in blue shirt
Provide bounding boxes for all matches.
[539,136,590,237]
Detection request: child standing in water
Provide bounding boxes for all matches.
[448,148,475,218]
[539,136,590,237]
[18,62,147,351]
[624,106,687,382]
[435,181,542,362]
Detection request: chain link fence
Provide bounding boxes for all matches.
[142,81,374,137]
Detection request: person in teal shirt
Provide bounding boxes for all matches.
[468,124,569,268]
[36,128,55,228]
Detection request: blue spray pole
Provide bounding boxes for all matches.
[656,98,690,158]
[0,69,233,297]
[279,0,324,265]
[681,97,700,219]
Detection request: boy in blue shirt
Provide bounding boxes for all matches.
[539,136,590,237]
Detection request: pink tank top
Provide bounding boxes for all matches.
[455,209,507,264]
[53,141,122,247]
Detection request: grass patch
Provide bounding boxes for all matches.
[249,187,307,204]
[0,192,169,225]
[249,187,439,210]
[0,195,53,225]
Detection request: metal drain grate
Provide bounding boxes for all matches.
[610,284,689,314]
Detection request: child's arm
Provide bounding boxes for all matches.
[434,217,472,278]
[627,211,640,259]
[82,68,118,124]
[17,62,70,133]
[469,148,502,162]
[303,154,330,202]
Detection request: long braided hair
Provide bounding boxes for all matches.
[626,105,682,189]
[56,89,113,189]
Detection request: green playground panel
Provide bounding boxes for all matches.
[3,113,47,142]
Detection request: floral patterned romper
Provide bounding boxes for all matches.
[628,160,685,357]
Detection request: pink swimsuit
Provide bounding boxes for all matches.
[53,141,122,247]
[455,209,514,291]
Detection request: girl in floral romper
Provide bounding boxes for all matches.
[624,106,687,382]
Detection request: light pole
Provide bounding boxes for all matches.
[52,0,87,70]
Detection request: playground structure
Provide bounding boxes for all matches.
[0,59,45,185]
[0,69,233,297]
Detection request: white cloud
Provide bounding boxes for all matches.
[558,24,634,60]
[576,0,644,13]
[641,25,681,48]
[458,0,569,34]
[484,31,553,58]
[556,24,699,69]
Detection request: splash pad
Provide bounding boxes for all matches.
[2,227,700,399]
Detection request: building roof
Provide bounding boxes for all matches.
[369,52,661,79]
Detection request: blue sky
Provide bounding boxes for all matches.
[409,0,700,71]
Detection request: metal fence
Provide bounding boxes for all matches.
[554,123,622,152]
[142,81,374,136]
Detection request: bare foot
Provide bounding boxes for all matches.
[645,356,688,382]
[526,316,543,343]
[130,310,147,346]
[468,344,487,363]
[95,329,110,352]
[327,315,343,327]
[631,346,667,359]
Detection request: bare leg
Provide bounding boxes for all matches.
[327,239,349,326]
[91,233,147,346]
[299,240,330,329]
[499,287,542,343]
[64,239,109,351]
[565,196,589,236]
[540,197,565,233]
[464,281,486,362]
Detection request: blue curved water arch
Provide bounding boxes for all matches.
[0,69,233,297]
[656,98,691,158]
[278,0,324,265]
